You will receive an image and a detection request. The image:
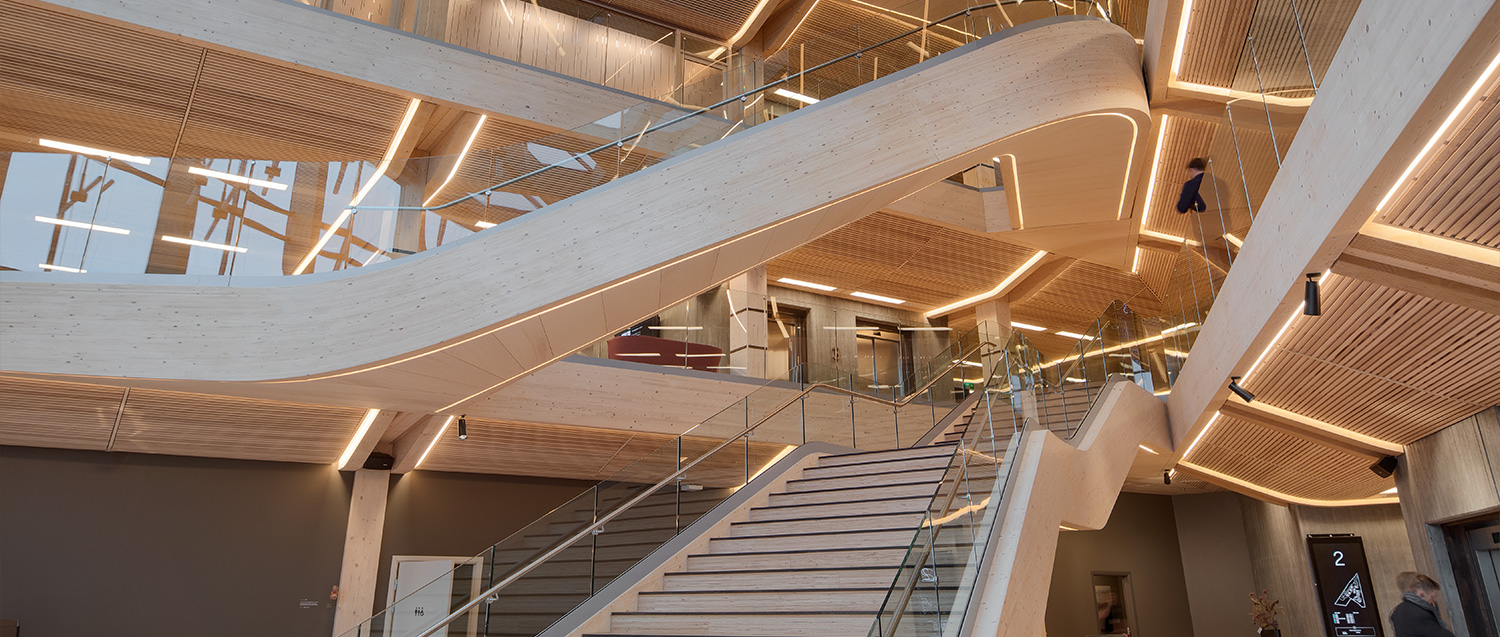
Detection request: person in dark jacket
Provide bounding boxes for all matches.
[1390,572,1454,637]
[1175,157,1207,214]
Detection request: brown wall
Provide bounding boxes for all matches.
[375,470,591,608]
[0,445,350,636]
[1172,492,1258,637]
[1046,492,1197,637]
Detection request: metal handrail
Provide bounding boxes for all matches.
[351,0,1110,215]
[406,337,1006,637]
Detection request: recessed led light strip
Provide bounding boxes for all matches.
[188,166,287,191]
[292,98,423,275]
[1139,114,1168,229]
[647,326,703,331]
[38,139,152,165]
[336,409,382,468]
[34,216,130,235]
[39,263,86,273]
[1177,460,1399,507]
[162,235,247,253]
[1055,331,1094,340]
[1376,49,1500,212]
[776,277,836,292]
[423,114,489,207]
[773,88,819,105]
[414,415,456,469]
[475,221,497,229]
[1010,321,1046,332]
[850,291,905,305]
[925,250,1049,318]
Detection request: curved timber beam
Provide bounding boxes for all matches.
[0,17,1149,415]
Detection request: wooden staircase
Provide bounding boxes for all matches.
[575,445,963,637]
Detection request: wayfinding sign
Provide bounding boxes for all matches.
[1307,534,1385,637]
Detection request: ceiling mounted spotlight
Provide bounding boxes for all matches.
[457,415,468,440]
[1162,469,1172,486]
[1228,376,1255,403]
[1304,273,1322,316]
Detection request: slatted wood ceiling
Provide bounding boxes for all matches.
[1376,72,1500,248]
[594,0,760,40]
[1192,415,1393,500]
[0,376,124,450]
[1177,0,1359,94]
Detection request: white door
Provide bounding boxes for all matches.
[389,559,455,637]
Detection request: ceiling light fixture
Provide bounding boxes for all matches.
[1056,331,1094,340]
[615,352,659,357]
[336,409,382,468]
[414,416,456,468]
[1162,322,1198,334]
[292,98,423,275]
[851,291,905,305]
[708,365,748,370]
[777,277,836,291]
[34,216,131,235]
[1065,377,1087,383]
[38,263,86,273]
[1241,269,1331,382]
[1303,273,1322,316]
[161,235,247,253]
[1170,0,1193,77]
[1138,444,1159,455]
[475,221,497,229]
[773,88,819,105]
[1140,114,1168,228]
[676,353,725,358]
[1227,376,1255,403]
[1180,411,1220,459]
[1010,322,1046,332]
[1377,49,1500,212]
[188,166,288,191]
[1164,349,1190,358]
[423,114,488,206]
[1224,233,1244,248]
[1162,469,1172,485]
[899,326,952,331]
[38,139,151,165]
[457,415,468,440]
[1132,246,1143,273]
[925,250,1048,317]
[647,326,704,331]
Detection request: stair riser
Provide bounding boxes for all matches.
[687,548,909,571]
[731,513,925,537]
[636,590,888,612]
[608,613,875,636]
[804,457,951,479]
[749,497,929,521]
[710,529,919,554]
[786,469,946,492]
[663,569,898,591]
[769,483,938,506]
[815,448,957,468]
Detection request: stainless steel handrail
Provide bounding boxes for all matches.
[350,0,1110,215]
[405,337,1007,637]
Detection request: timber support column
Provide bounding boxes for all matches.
[333,469,391,636]
[728,267,768,378]
[974,299,1013,380]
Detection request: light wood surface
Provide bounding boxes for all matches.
[334,469,392,637]
[1218,398,1404,459]
[1334,229,1500,316]
[0,18,1150,417]
[1165,0,1500,502]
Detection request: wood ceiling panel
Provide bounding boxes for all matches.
[111,388,367,463]
[594,0,757,40]
[1177,0,1358,94]
[1376,72,1500,248]
[0,0,199,157]
[0,376,123,451]
[1191,415,1392,500]
[1246,277,1500,443]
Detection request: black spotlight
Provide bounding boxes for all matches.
[1162,469,1172,486]
[1228,376,1255,403]
[1369,455,1398,478]
[1304,273,1322,316]
[457,415,468,441]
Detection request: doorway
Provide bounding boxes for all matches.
[766,302,807,382]
[855,321,909,398]
[1443,518,1500,637]
[1089,572,1138,636]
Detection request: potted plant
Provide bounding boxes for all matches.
[1250,590,1282,636]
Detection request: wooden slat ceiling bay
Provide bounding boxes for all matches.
[1246,277,1500,444]
[593,0,760,40]
[1376,71,1500,248]
[0,376,124,450]
[0,0,412,162]
[1176,0,1359,94]
[1191,415,1392,500]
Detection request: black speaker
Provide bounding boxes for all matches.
[1369,455,1398,478]
[363,452,395,470]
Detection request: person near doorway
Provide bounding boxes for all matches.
[1175,158,1207,214]
[1391,572,1455,637]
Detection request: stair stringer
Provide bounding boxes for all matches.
[542,441,855,637]
[961,378,1173,636]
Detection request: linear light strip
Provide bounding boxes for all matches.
[774,88,819,105]
[292,98,423,275]
[336,408,382,468]
[423,115,489,207]
[1178,460,1400,507]
[38,139,151,165]
[188,166,287,191]
[1140,114,1168,229]
[1376,49,1500,212]
[1010,322,1046,332]
[161,235,248,253]
[926,250,1047,317]
[39,263,86,273]
[851,291,905,305]
[34,216,130,235]
[1170,0,1193,76]
[777,277,836,291]
[414,416,456,469]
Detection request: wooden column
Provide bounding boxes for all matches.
[974,299,1012,380]
[727,267,768,378]
[333,469,391,636]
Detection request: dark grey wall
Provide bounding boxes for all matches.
[375,470,591,608]
[0,445,350,637]
[1046,492,1197,637]
[1172,492,1258,637]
